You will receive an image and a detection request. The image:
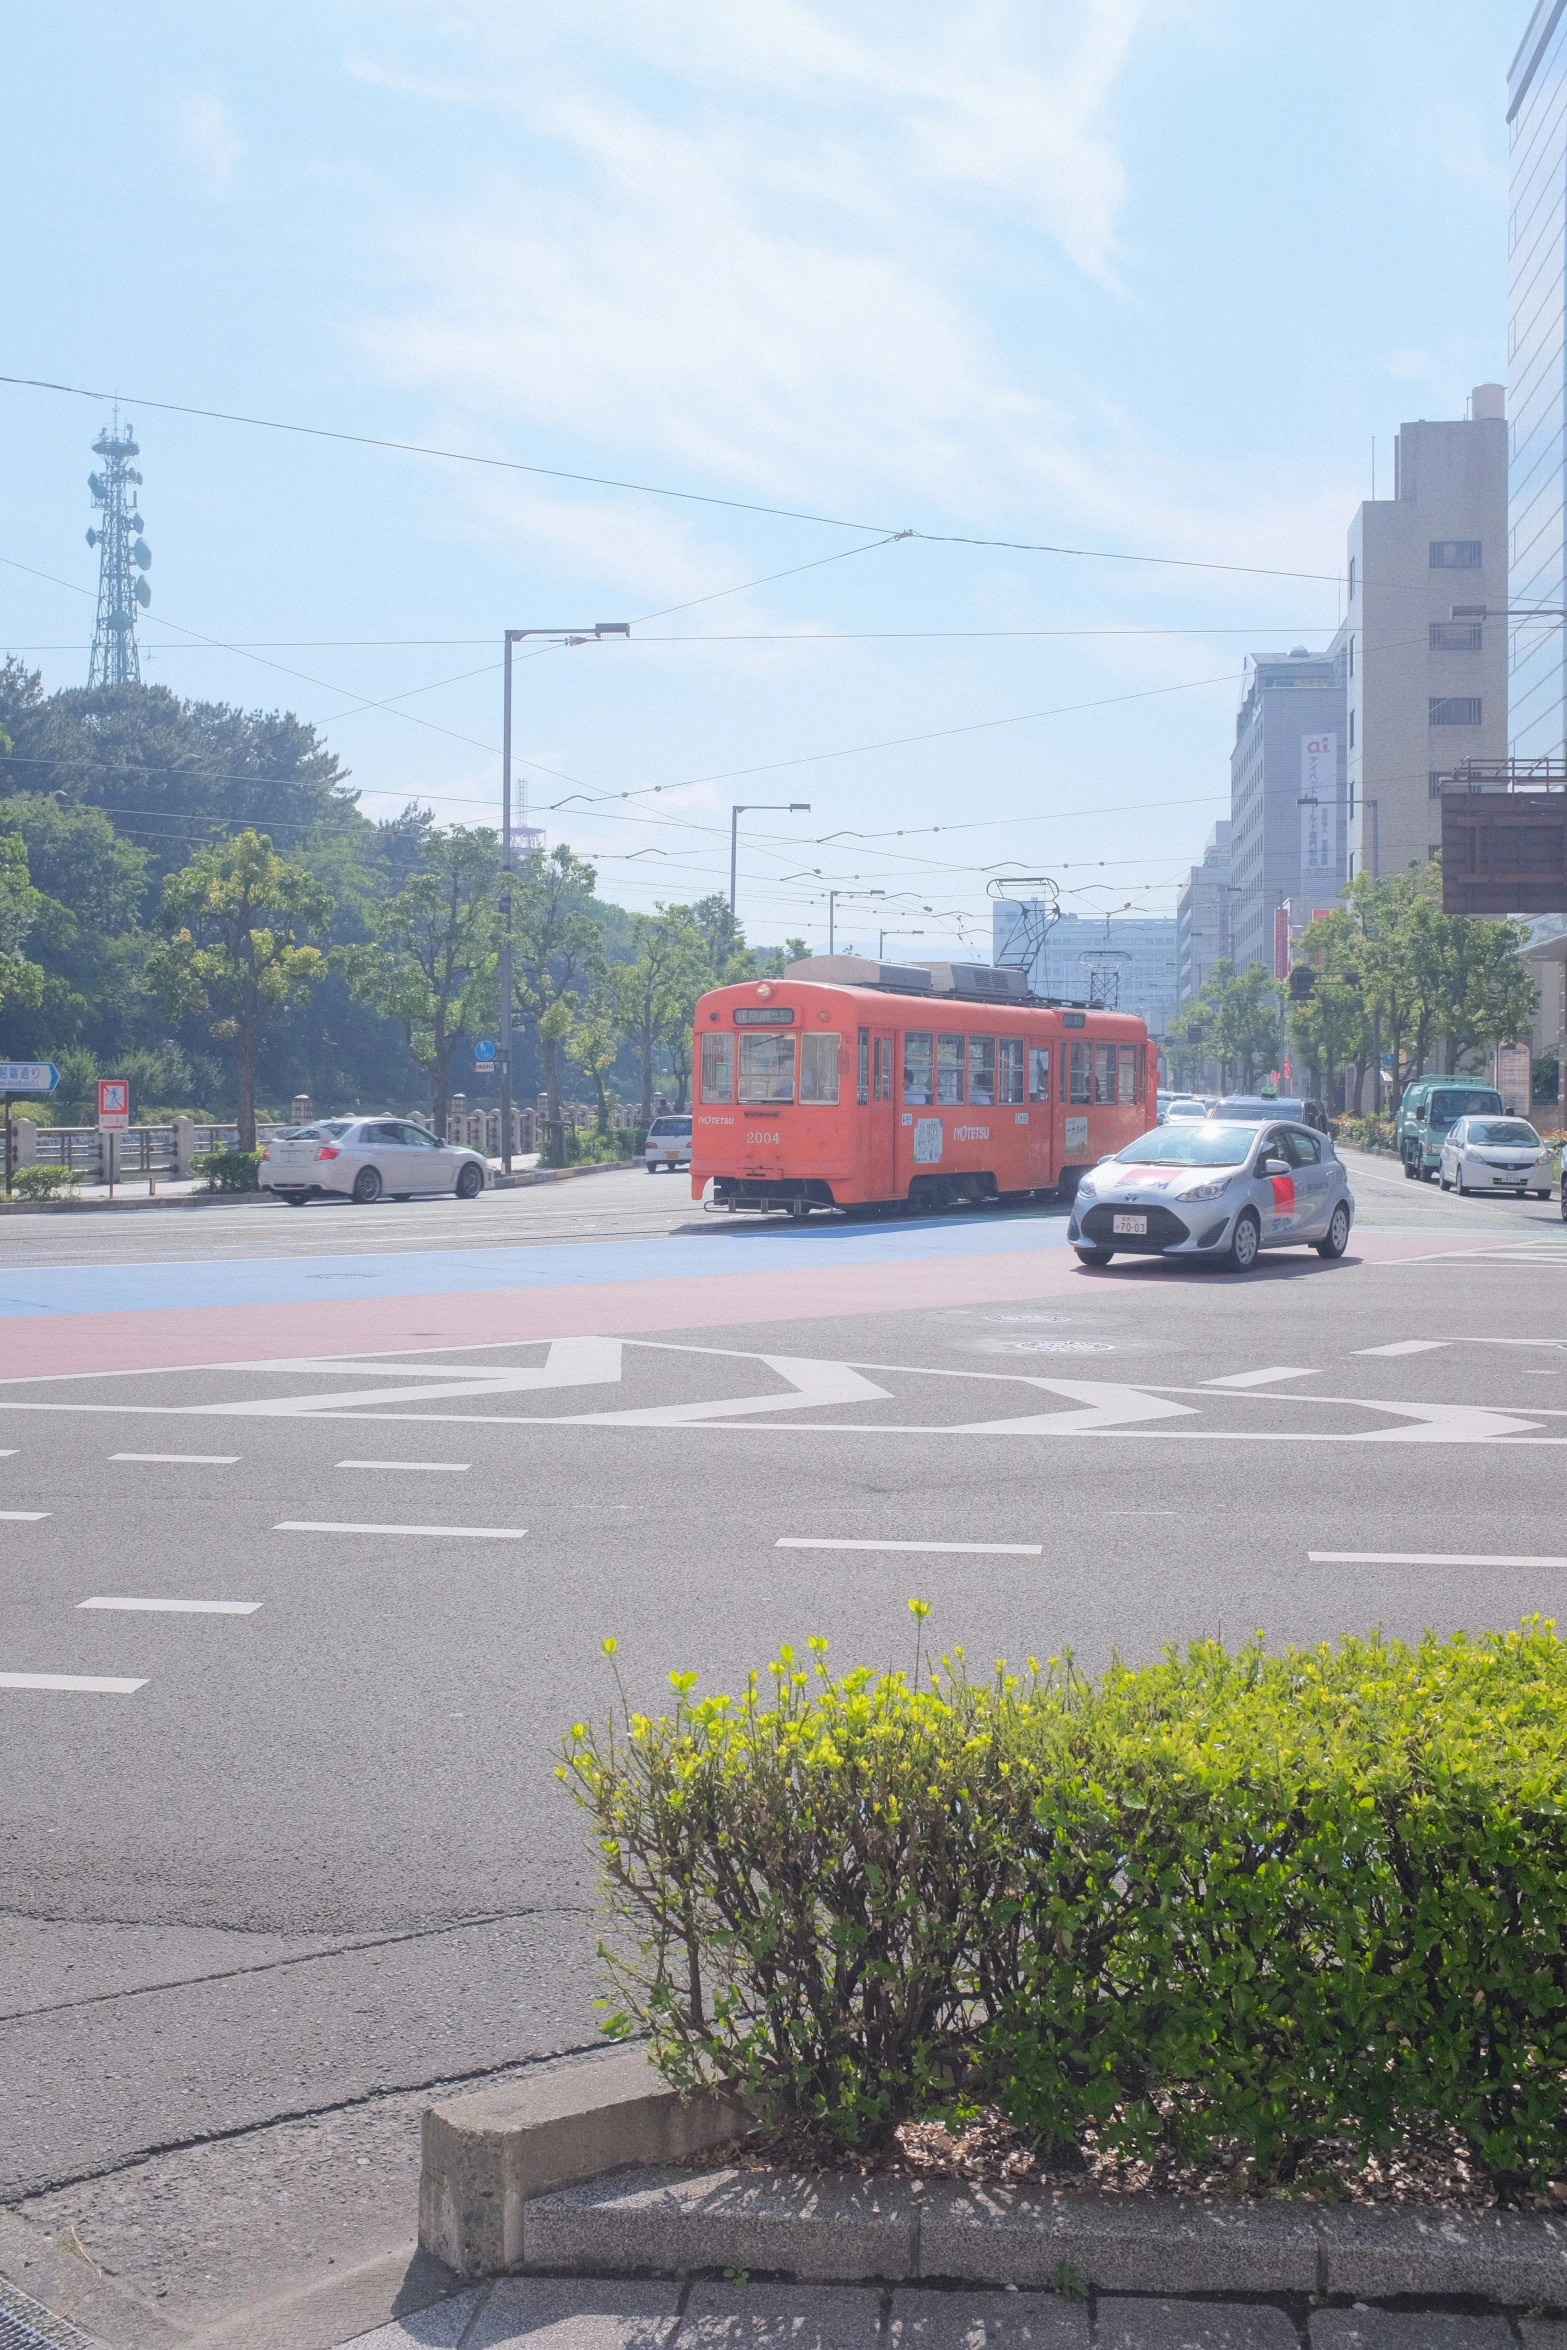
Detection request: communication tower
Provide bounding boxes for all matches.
[85,413,152,686]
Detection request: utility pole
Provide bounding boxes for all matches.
[499,623,629,1172]
[729,804,811,920]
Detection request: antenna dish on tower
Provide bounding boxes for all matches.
[134,577,151,608]
[132,539,151,569]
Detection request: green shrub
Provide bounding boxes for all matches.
[11,1162,84,1199]
[1334,1114,1396,1152]
[562,1618,1567,2192]
[191,1147,262,1193]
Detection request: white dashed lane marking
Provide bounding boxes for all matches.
[0,1511,49,1522]
[0,1673,147,1693]
[111,1453,240,1464]
[78,1597,261,1615]
[1204,1367,1318,1388]
[777,1538,1043,1556]
[334,1460,471,1472]
[1309,1551,1567,1568]
[273,1520,526,1540]
[1356,1341,1448,1357]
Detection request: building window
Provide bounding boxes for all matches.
[1349,709,1355,748]
[1429,540,1482,568]
[1348,556,1356,601]
[1430,620,1482,651]
[1348,634,1355,677]
[1430,697,1482,725]
[1429,772,1445,800]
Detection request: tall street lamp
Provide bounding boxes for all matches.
[729,803,811,919]
[499,622,629,1172]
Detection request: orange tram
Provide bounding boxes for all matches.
[690,955,1154,1216]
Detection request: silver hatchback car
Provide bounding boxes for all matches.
[1067,1117,1355,1272]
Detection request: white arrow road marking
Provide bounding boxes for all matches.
[954,1379,1200,1435]
[1204,1366,1319,1388]
[575,1353,891,1426]
[0,1673,146,1693]
[1351,1400,1546,1442]
[195,1337,624,1417]
[1356,1340,1448,1357]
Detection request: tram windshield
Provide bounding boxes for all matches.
[1113,1122,1263,1167]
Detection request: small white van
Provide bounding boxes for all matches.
[645,1114,693,1172]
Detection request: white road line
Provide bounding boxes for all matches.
[78,1597,261,1615]
[1204,1367,1318,1388]
[0,1511,49,1522]
[335,1460,471,1472]
[1308,1551,1567,1568]
[110,1452,240,1464]
[0,1449,16,1457]
[776,1538,1044,1556]
[273,1520,526,1539]
[0,1673,147,1693]
[1356,1340,1448,1357]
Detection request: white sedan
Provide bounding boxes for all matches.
[1438,1115,1554,1199]
[260,1117,490,1205]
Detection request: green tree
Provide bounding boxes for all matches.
[0,833,45,1021]
[1186,960,1281,1092]
[612,905,708,1122]
[0,794,148,1054]
[1284,910,1370,1110]
[564,987,622,1138]
[336,826,498,1136]
[511,845,605,1140]
[146,831,334,1147]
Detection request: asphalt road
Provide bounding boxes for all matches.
[2,1152,1565,2340]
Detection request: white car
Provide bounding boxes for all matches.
[1164,1097,1211,1122]
[645,1113,692,1172]
[260,1117,489,1205]
[1438,1115,1554,1199]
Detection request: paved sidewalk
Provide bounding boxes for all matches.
[339,2277,1567,2350]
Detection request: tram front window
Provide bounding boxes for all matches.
[738,1032,796,1103]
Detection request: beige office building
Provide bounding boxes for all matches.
[1342,388,1508,884]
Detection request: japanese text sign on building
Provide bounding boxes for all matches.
[1300,734,1337,876]
[97,1078,130,1130]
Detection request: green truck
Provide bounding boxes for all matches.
[1395,1077,1505,1180]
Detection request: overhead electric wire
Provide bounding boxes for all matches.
[1,371,1342,584]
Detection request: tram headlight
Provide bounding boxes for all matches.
[1180,1176,1231,1202]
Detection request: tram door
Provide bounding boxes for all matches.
[869,1032,896,1198]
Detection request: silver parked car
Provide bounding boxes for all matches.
[259,1117,489,1206]
[1438,1115,1554,1199]
[1068,1117,1354,1272]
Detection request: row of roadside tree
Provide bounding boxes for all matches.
[1164,865,1540,1113]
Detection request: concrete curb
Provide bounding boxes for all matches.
[0,1188,271,1216]
[514,2165,1567,2304]
[491,1161,640,1190]
[420,2051,748,2276]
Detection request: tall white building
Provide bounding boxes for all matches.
[993,907,1178,1040]
[1228,649,1344,972]
[1342,392,1509,883]
[1175,821,1232,1006]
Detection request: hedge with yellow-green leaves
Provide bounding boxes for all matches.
[560,1616,1567,2194]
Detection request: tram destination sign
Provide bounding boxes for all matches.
[734,1006,795,1025]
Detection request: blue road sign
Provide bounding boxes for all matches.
[474,1041,496,1063]
[0,1062,60,1093]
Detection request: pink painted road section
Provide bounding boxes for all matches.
[0,1228,1507,1382]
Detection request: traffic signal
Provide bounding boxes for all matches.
[1287,966,1316,1000]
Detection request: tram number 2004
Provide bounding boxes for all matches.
[746,1131,782,1146]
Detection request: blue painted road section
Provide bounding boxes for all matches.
[0,1214,1068,1320]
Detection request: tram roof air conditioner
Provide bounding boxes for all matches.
[782,954,933,991]
[914,961,1032,1001]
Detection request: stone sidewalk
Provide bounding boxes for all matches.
[340,2276,1567,2350]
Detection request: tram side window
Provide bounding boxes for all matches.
[800,1031,841,1105]
[998,1038,1025,1104]
[903,1031,934,1105]
[874,1036,894,1102]
[1118,1046,1138,1105]
[1065,1042,1092,1104]
[857,1027,870,1107]
[738,1031,796,1103]
[967,1036,995,1105]
[1094,1043,1117,1104]
[1028,1045,1050,1102]
[937,1033,965,1105]
[701,1031,734,1103]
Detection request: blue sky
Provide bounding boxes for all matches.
[1,2,1517,958]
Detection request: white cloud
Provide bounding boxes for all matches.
[180,93,244,194]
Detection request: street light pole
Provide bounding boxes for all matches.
[728,803,811,920]
[499,622,629,1173]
